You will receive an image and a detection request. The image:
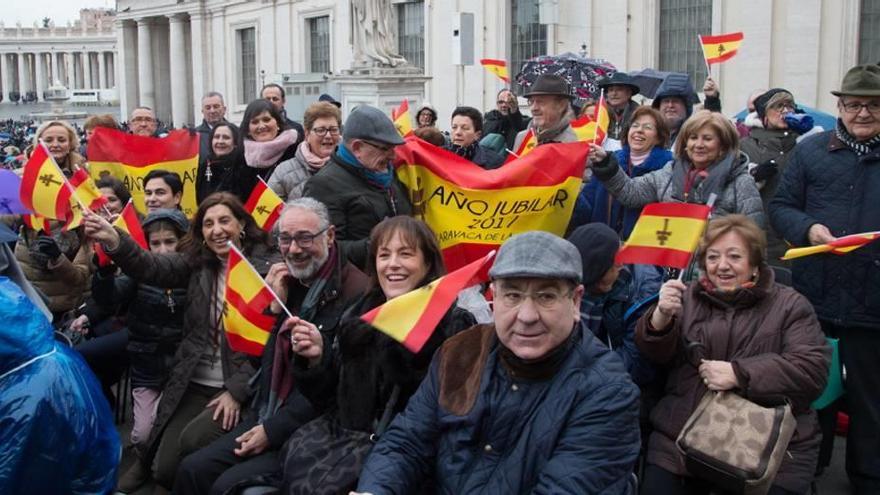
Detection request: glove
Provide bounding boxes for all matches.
[34,235,62,260]
[783,112,814,135]
[750,159,778,183]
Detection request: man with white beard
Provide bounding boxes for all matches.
[173,197,369,494]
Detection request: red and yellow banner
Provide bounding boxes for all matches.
[19,143,71,220]
[244,177,283,232]
[480,58,510,83]
[394,138,587,271]
[699,32,744,66]
[362,251,494,352]
[223,243,276,356]
[615,203,712,268]
[781,231,880,260]
[392,99,414,138]
[95,200,148,266]
[88,127,199,217]
[593,94,610,145]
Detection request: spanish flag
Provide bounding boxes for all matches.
[19,143,71,220]
[395,137,587,271]
[504,128,537,163]
[61,167,110,231]
[593,94,610,145]
[781,231,880,260]
[480,59,510,83]
[699,32,744,66]
[615,203,712,268]
[223,243,276,356]
[571,114,597,142]
[361,251,494,353]
[244,177,283,232]
[392,99,414,137]
[95,200,148,267]
[22,213,51,235]
[88,127,199,217]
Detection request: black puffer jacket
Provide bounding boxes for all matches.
[91,272,187,389]
[294,288,476,432]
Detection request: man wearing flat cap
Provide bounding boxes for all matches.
[513,74,580,152]
[770,64,880,492]
[353,231,641,494]
[304,105,412,269]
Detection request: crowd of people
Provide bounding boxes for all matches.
[0,61,878,495]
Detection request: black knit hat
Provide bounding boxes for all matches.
[754,88,793,120]
[567,223,621,288]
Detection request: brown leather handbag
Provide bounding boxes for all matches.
[675,391,797,495]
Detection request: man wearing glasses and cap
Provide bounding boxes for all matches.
[303,105,412,269]
[175,197,369,495]
[353,231,640,494]
[770,64,880,492]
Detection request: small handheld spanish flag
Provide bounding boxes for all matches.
[699,32,744,66]
[244,177,283,232]
[504,128,537,163]
[19,143,73,221]
[480,59,510,83]
[95,200,148,267]
[392,99,414,137]
[62,167,110,231]
[781,231,880,260]
[592,94,610,145]
[361,250,495,353]
[223,242,278,356]
[570,114,597,142]
[615,203,712,268]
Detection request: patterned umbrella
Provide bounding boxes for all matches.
[515,52,617,102]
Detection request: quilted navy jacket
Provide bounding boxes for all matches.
[769,130,880,328]
[357,323,641,494]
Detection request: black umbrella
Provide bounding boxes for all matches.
[515,53,617,102]
[628,68,674,99]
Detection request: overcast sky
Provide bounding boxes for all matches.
[1,1,114,26]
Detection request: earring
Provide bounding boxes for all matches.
[239,230,246,240]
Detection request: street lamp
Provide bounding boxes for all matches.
[260,70,266,87]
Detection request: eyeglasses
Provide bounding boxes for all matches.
[495,289,572,310]
[311,126,341,136]
[276,226,329,248]
[131,117,155,123]
[362,140,394,153]
[840,100,880,115]
[629,122,656,131]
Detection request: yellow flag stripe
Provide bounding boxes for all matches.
[222,302,271,344]
[627,215,706,252]
[369,279,442,342]
[229,258,269,303]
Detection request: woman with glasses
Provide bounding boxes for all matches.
[635,215,829,495]
[740,89,822,265]
[282,215,476,493]
[196,122,247,203]
[269,102,343,201]
[571,106,673,238]
[590,110,765,230]
[82,192,275,491]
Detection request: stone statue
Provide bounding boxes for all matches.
[351,0,406,68]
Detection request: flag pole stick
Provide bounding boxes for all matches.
[698,35,712,82]
[226,241,294,320]
[505,148,520,159]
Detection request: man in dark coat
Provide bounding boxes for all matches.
[194,91,229,167]
[484,88,530,152]
[303,105,412,270]
[769,64,880,492]
[598,72,642,148]
[354,231,641,494]
[173,198,370,495]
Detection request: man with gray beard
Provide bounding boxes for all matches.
[174,197,369,495]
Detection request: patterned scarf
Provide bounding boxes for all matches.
[262,243,339,420]
[244,129,298,168]
[444,141,479,161]
[836,119,880,156]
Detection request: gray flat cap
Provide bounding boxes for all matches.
[489,231,582,283]
[342,105,406,145]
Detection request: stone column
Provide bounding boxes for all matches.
[34,53,45,100]
[137,18,155,109]
[168,15,191,127]
[0,53,9,101]
[98,51,107,89]
[65,51,74,88]
[83,51,92,89]
[17,53,27,99]
[189,11,206,119]
[51,52,59,86]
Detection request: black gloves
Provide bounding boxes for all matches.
[591,153,619,181]
[750,159,778,183]
[35,235,62,260]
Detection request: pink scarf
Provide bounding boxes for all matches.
[244,129,298,168]
[297,141,331,171]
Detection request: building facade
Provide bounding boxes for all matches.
[0,9,118,104]
[115,0,879,127]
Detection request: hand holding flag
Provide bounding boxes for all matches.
[781,231,880,260]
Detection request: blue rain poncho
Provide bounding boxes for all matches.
[0,276,121,493]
